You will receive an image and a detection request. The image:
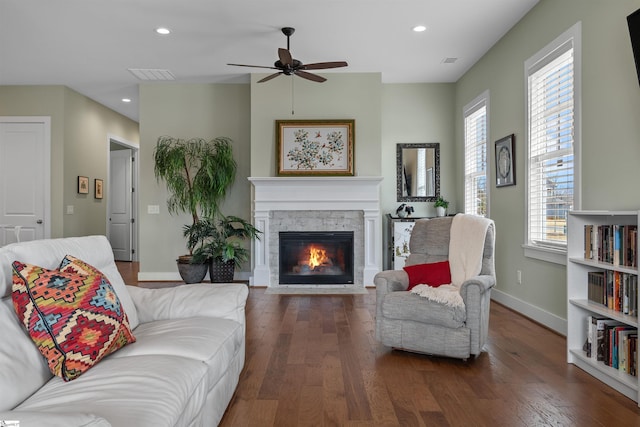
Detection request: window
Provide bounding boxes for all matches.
[464,91,489,217]
[525,23,581,263]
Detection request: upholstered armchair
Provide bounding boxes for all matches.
[375,214,495,360]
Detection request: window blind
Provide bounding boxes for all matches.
[528,47,574,248]
[464,101,487,217]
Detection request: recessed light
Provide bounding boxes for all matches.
[122,98,131,103]
[155,27,171,35]
[413,25,427,32]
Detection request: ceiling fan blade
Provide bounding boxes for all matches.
[257,72,282,83]
[278,48,293,66]
[228,63,279,70]
[295,70,326,83]
[303,61,348,70]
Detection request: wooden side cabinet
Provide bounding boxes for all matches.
[386,214,428,270]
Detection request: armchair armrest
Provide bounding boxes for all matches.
[373,270,409,295]
[126,283,249,326]
[459,274,495,302]
[374,270,409,341]
[459,274,495,356]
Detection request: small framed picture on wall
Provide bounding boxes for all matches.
[78,176,89,194]
[495,134,515,187]
[95,179,104,199]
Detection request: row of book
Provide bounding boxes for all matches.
[585,315,637,376]
[588,270,638,316]
[584,224,638,267]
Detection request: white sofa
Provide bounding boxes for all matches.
[0,235,248,427]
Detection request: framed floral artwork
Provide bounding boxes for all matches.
[276,119,355,176]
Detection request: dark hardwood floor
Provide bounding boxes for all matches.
[117,262,640,426]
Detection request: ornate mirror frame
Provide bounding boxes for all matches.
[396,142,440,202]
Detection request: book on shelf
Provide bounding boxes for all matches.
[587,270,638,316]
[583,224,637,267]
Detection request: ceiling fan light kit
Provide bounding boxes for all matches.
[228,27,348,83]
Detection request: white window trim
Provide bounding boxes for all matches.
[523,21,582,265]
[463,90,490,218]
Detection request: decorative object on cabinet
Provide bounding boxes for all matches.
[276,119,355,176]
[567,210,640,404]
[495,134,515,187]
[397,143,439,202]
[434,196,449,217]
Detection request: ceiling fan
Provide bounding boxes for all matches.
[228,27,348,83]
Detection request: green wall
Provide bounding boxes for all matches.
[0,85,138,238]
[455,0,640,331]
[138,84,251,278]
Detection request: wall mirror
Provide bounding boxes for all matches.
[396,143,440,202]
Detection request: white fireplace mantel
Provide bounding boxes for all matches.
[248,176,383,287]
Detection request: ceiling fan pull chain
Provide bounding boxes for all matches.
[291,77,295,115]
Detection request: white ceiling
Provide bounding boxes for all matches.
[0,0,539,122]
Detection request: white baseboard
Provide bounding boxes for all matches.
[137,271,252,282]
[491,289,567,336]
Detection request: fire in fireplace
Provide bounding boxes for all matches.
[279,231,354,284]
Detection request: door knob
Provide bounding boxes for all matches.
[36,220,43,224]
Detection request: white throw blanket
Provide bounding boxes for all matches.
[411,214,493,308]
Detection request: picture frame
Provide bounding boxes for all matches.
[95,178,104,199]
[276,119,355,176]
[77,176,89,194]
[495,134,515,187]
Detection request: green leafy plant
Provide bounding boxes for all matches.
[153,136,237,258]
[434,196,449,209]
[191,216,261,267]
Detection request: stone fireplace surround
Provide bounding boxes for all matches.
[248,177,383,290]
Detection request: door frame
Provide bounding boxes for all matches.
[0,116,51,240]
[106,134,139,261]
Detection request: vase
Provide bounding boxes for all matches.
[176,259,208,284]
[209,259,235,283]
[436,207,446,217]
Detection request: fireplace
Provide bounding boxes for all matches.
[279,231,354,284]
[248,176,383,289]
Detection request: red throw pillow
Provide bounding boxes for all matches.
[403,261,452,290]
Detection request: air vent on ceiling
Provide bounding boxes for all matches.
[441,57,458,64]
[128,68,175,81]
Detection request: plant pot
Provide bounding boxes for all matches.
[436,206,446,217]
[209,259,235,283]
[176,256,208,284]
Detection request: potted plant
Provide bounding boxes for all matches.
[153,136,238,283]
[191,216,261,283]
[434,196,449,217]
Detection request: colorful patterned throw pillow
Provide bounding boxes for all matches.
[11,255,136,381]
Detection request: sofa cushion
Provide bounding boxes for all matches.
[403,260,451,290]
[0,235,139,329]
[113,316,244,386]
[14,354,209,427]
[12,256,136,381]
[0,411,111,427]
[0,298,52,411]
[381,291,466,329]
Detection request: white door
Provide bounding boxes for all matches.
[0,119,49,245]
[109,149,133,260]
